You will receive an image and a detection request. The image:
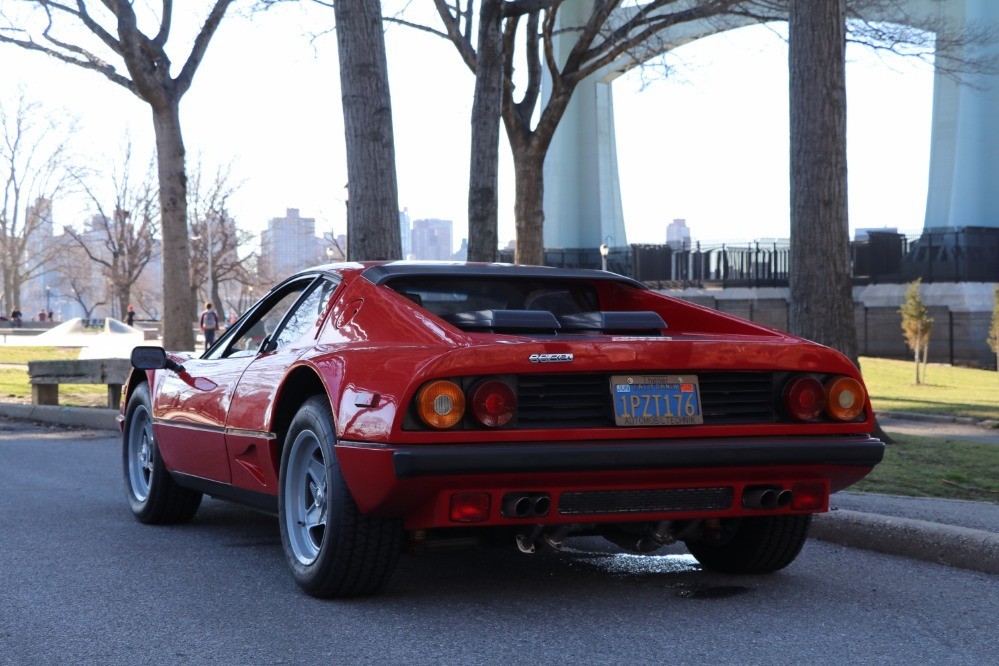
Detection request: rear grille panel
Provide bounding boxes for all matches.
[559,487,734,515]
[515,372,776,428]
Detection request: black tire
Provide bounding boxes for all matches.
[122,382,202,524]
[278,396,402,598]
[684,515,811,574]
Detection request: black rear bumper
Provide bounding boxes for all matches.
[351,435,886,480]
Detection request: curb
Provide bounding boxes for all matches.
[811,509,999,575]
[879,411,985,426]
[0,402,118,431]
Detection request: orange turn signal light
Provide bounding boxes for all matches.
[825,376,866,421]
[416,380,466,429]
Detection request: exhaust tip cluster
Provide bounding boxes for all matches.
[742,485,793,510]
[502,493,551,518]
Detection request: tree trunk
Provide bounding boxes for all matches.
[117,284,131,325]
[466,0,504,263]
[333,0,401,262]
[211,280,225,323]
[512,148,545,266]
[788,0,858,364]
[152,102,195,351]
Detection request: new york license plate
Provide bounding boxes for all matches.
[611,375,703,426]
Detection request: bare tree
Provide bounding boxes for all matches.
[0,1,235,349]
[334,0,402,261]
[0,92,78,314]
[67,145,159,320]
[188,159,255,321]
[51,229,107,319]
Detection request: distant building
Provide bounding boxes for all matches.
[411,218,453,261]
[260,208,323,280]
[20,197,55,315]
[399,209,412,260]
[666,218,691,250]
[453,238,468,261]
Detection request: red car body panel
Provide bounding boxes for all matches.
[126,262,883,532]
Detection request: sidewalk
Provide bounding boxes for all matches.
[0,402,996,575]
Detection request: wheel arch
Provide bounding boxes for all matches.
[121,368,152,414]
[270,364,336,458]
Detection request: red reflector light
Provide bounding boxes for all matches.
[471,380,517,428]
[791,482,827,511]
[450,493,491,522]
[784,376,826,421]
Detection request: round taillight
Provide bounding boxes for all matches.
[416,380,465,429]
[825,376,866,421]
[471,380,517,428]
[784,376,826,421]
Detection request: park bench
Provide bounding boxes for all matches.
[27,359,132,409]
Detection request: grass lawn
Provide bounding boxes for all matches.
[0,346,81,364]
[860,356,999,421]
[0,367,108,407]
[852,433,999,504]
[0,348,107,408]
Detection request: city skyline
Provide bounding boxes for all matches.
[0,9,934,250]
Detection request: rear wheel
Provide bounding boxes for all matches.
[278,396,402,598]
[684,515,811,574]
[122,383,202,524]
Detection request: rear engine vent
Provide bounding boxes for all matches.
[517,374,614,428]
[559,487,734,515]
[698,372,776,424]
[514,372,775,428]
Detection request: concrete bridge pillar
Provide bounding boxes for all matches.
[542,0,999,252]
[925,0,999,229]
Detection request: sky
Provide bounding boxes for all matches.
[0,3,936,251]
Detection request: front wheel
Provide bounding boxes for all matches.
[122,382,202,524]
[684,515,811,574]
[278,396,402,598]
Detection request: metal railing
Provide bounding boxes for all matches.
[500,227,999,286]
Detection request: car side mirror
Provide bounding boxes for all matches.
[259,336,277,354]
[131,346,185,373]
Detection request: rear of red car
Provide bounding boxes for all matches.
[324,264,883,562]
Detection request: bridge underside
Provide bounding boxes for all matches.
[542,0,999,250]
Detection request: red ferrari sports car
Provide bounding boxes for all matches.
[122,262,883,598]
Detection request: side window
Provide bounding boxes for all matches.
[224,289,307,357]
[272,279,339,348]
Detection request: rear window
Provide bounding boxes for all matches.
[386,278,599,318]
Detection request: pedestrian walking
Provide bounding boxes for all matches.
[10,307,22,328]
[126,305,135,327]
[200,302,219,350]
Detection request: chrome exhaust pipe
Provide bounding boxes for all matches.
[743,487,778,509]
[540,525,572,551]
[502,493,551,518]
[503,495,534,518]
[776,490,793,508]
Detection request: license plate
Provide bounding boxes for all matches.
[611,375,703,426]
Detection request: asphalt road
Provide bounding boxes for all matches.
[1,420,997,665]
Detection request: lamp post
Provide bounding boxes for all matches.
[45,286,51,314]
[599,243,609,272]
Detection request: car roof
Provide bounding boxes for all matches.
[352,261,648,289]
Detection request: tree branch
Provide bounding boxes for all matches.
[175,0,234,96]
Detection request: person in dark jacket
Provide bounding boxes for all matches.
[200,302,219,349]
[126,305,135,327]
